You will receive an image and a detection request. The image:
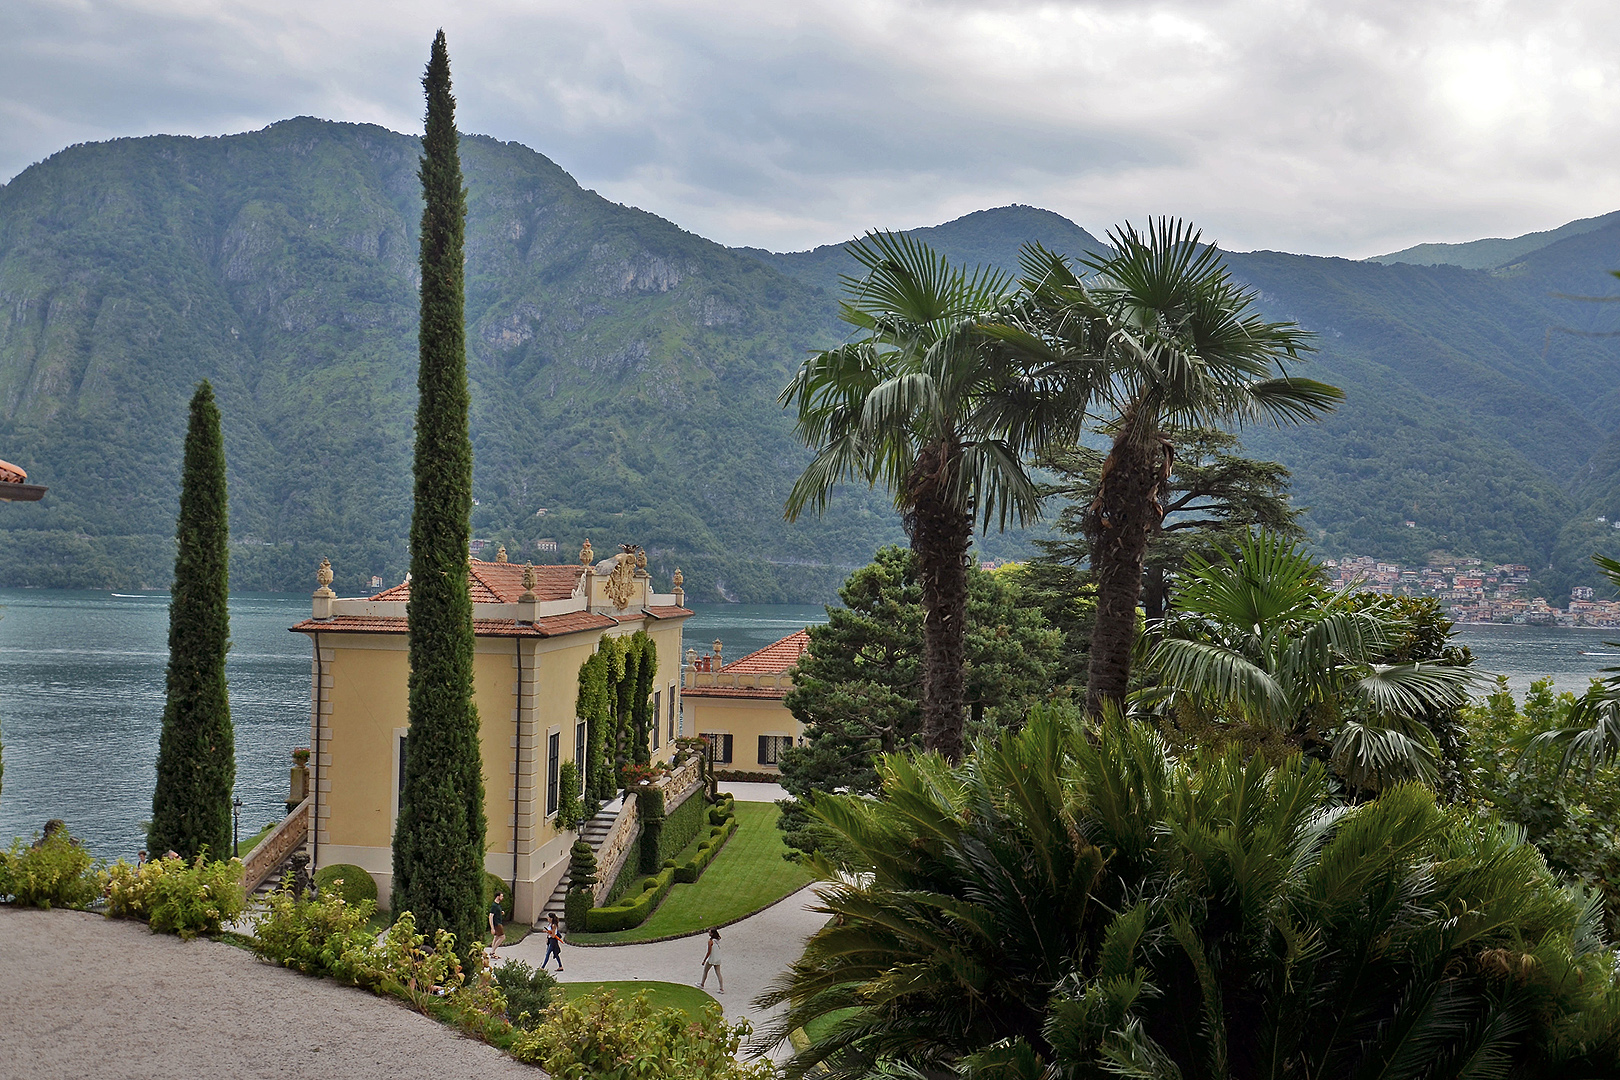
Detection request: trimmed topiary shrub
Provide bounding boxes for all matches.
[313,863,377,908]
[674,815,737,883]
[637,785,665,874]
[584,867,675,932]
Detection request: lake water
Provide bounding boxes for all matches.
[0,589,1610,859]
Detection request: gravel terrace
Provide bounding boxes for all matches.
[0,907,542,1080]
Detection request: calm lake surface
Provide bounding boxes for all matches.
[0,588,1610,859]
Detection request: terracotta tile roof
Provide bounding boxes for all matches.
[721,629,811,675]
[369,560,586,603]
[289,610,618,638]
[681,685,793,699]
[645,605,694,619]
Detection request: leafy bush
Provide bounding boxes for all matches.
[0,828,103,909]
[585,867,675,932]
[375,911,466,1011]
[252,881,382,983]
[104,853,246,938]
[312,863,377,908]
[494,958,559,1029]
[509,986,773,1079]
[1466,676,1620,933]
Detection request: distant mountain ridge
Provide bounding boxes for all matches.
[1,118,1617,601]
[1371,210,1620,270]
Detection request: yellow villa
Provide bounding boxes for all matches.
[290,541,691,925]
[681,630,809,774]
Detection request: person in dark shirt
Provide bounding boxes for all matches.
[488,891,506,953]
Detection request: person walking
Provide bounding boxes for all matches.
[488,891,506,955]
[541,913,565,972]
[699,928,723,993]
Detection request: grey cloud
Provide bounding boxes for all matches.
[3,0,1619,257]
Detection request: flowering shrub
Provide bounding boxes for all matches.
[105,854,246,938]
[0,828,103,909]
[620,762,666,788]
[509,987,773,1080]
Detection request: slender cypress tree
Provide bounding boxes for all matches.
[391,31,487,959]
[150,381,234,860]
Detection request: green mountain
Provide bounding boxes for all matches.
[0,118,939,599]
[3,118,1618,602]
[746,211,1620,601]
[1371,211,1620,270]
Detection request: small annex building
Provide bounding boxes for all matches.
[681,629,809,774]
[291,542,691,925]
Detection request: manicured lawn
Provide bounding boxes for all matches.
[233,822,277,858]
[570,801,814,944]
[562,980,717,1018]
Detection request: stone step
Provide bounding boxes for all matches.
[540,799,625,929]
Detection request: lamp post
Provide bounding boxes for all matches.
[232,796,242,858]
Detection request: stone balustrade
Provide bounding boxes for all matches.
[241,798,310,894]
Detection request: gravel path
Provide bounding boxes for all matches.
[502,881,827,1051]
[0,907,542,1080]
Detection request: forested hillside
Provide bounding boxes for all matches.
[749,211,1620,600]
[0,118,939,599]
[3,117,1618,600]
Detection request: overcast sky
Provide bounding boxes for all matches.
[4,0,1619,257]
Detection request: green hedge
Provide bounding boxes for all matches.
[584,867,675,932]
[313,864,378,908]
[674,816,737,884]
[707,796,735,827]
[657,790,711,866]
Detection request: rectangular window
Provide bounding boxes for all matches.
[575,721,587,770]
[651,691,661,750]
[546,731,561,816]
[702,732,733,765]
[397,735,408,812]
[668,686,676,740]
[758,735,793,766]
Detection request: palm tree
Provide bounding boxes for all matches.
[782,232,1082,762]
[1141,532,1476,791]
[1528,554,1620,773]
[1003,220,1340,717]
[759,710,1620,1080]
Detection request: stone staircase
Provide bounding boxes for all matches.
[541,797,622,927]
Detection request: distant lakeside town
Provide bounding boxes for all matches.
[1327,555,1620,628]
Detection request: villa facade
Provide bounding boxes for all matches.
[290,542,691,925]
[681,630,809,774]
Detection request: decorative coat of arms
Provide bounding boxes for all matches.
[604,547,640,609]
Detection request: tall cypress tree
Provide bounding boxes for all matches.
[391,31,487,959]
[150,381,234,860]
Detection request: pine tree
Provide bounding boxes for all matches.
[150,381,234,860]
[391,31,487,960]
